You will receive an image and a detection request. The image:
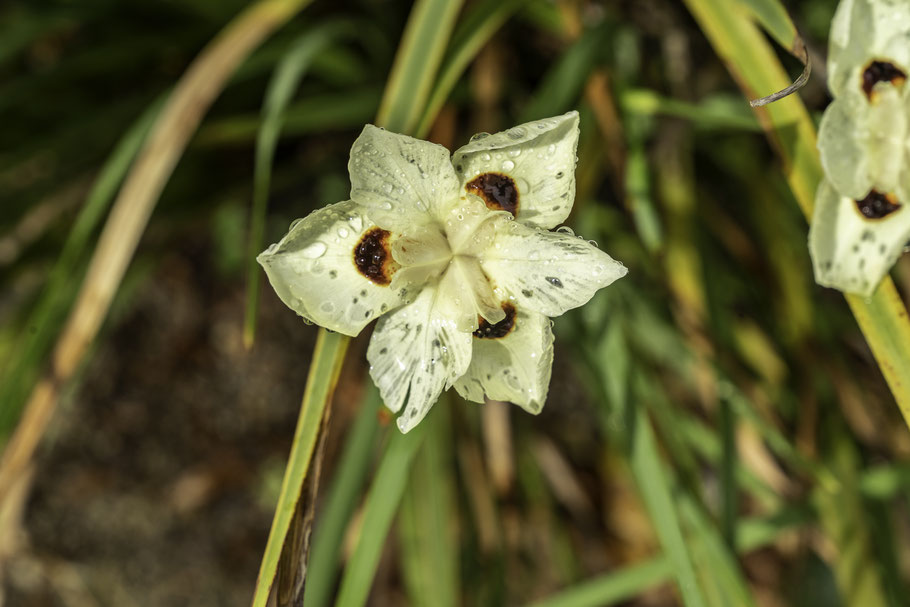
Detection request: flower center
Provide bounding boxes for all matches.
[390,198,508,331]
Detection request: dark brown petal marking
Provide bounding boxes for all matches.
[353,227,396,285]
[855,190,901,219]
[473,302,516,339]
[466,172,519,215]
[862,60,907,100]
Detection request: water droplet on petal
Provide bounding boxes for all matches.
[502,160,515,171]
[471,132,491,142]
[337,227,350,238]
[289,218,305,230]
[301,242,327,258]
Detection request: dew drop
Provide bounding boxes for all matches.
[470,132,491,141]
[348,215,363,232]
[320,301,336,314]
[508,148,521,158]
[501,159,515,171]
[289,218,304,230]
[382,182,393,194]
[337,227,349,238]
[379,201,393,210]
[301,242,327,258]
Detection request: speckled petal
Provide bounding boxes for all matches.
[452,112,580,229]
[809,178,910,296]
[367,274,473,433]
[258,200,408,336]
[480,218,627,317]
[454,306,553,414]
[348,124,461,231]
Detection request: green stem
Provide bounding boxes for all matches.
[250,330,349,607]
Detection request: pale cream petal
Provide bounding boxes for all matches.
[809,178,910,296]
[451,112,580,229]
[828,0,910,97]
[819,84,910,201]
[367,279,473,433]
[258,200,408,336]
[454,306,554,414]
[818,92,874,200]
[480,218,627,317]
[348,124,461,231]
[449,255,506,329]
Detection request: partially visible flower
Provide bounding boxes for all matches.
[811,0,910,295]
[259,112,626,432]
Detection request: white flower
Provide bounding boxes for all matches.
[811,0,910,295]
[258,112,627,432]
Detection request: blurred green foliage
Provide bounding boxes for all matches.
[3,0,910,606]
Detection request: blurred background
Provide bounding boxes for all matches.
[2,0,910,605]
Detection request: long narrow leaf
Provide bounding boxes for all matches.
[303,386,383,607]
[244,24,347,348]
[683,0,910,431]
[250,330,350,607]
[398,405,459,607]
[525,558,673,607]
[0,97,162,436]
[629,385,708,607]
[0,0,313,501]
[376,0,464,134]
[334,416,429,607]
[415,0,525,138]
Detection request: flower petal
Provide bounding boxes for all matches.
[451,112,580,229]
[819,84,910,203]
[809,178,910,296]
[449,255,506,330]
[454,305,554,414]
[348,124,461,231]
[818,91,873,200]
[828,0,910,97]
[480,218,627,317]
[367,273,473,433]
[258,200,408,336]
